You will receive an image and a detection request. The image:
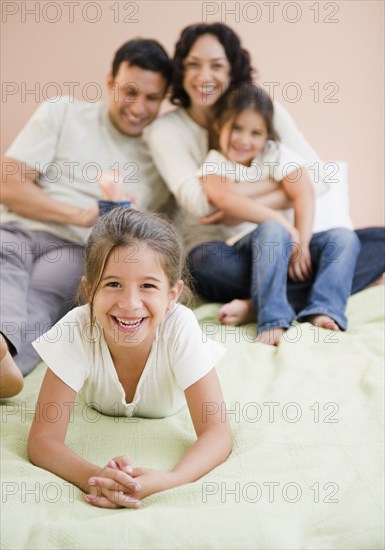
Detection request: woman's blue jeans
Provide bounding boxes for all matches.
[188,223,385,333]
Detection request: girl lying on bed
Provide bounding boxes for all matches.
[27,207,232,509]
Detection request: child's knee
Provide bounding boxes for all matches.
[255,220,291,243]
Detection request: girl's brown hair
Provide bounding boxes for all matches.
[211,83,279,150]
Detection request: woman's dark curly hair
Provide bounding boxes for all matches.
[170,23,255,109]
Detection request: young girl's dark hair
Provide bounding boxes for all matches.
[211,83,279,150]
[77,208,191,327]
[170,23,254,108]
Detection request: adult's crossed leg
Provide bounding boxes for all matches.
[188,226,385,321]
[0,226,84,375]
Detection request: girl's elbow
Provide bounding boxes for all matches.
[225,434,233,459]
[27,433,51,466]
[227,425,234,447]
[27,439,42,466]
[220,423,233,458]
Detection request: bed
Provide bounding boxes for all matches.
[1,283,384,550]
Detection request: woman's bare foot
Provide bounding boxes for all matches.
[219,299,255,325]
[0,336,24,398]
[255,327,284,346]
[364,275,385,289]
[307,315,340,331]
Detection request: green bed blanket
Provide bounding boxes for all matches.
[1,286,384,550]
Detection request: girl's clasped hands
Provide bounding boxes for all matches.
[85,455,178,508]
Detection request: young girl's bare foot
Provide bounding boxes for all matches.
[219,299,255,326]
[307,315,340,331]
[255,327,284,346]
[0,335,24,398]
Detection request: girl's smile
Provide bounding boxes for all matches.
[111,315,147,334]
[219,109,269,166]
[90,243,181,357]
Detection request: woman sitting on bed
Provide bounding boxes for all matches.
[145,22,385,332]
[27,208,232,509]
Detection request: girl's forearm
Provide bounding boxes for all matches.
[256,188,292,210]
[215,190,293,232]
[221,178,279,198]
[28,437,102,492]
[232,182,293,210]
[281,168,315,245]
[202,175,280,199]
[169,427,233,487]
[293,189,314,245]
[202,175,292,213]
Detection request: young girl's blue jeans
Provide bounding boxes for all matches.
[187,222,383,333]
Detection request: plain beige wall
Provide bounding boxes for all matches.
[1,0,384,227]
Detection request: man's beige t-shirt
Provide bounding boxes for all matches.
[3,96,171,244]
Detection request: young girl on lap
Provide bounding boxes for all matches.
[28,208,232,508]
[195,83,361,344]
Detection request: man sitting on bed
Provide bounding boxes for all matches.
[0,39,173,397]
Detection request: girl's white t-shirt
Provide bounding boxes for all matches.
[198,142,306,245]
[146,105,328,252]
[32,304,226,418]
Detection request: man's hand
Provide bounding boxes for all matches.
[74,204,99,228]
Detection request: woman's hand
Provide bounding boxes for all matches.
[84,455,141,509]
[198,210,242,226]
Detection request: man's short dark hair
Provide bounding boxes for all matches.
[112,39,172,85]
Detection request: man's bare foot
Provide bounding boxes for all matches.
[255,327,284,346]
[306,315,340,331]
[0,336,23,398]
[99,174,124,202]
[219,299,255,326]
